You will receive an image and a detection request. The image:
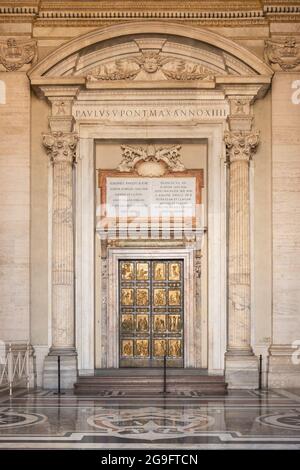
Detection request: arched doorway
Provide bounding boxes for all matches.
[29,22,272,391]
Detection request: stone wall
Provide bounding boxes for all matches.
[0,73,30,341]
[269,73,300,387]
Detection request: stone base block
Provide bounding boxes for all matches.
[268,345,300,388]
[43,355,77,390]
[225,354,259,389]
[32,345,49,387]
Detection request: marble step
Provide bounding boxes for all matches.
[74,370,227,395]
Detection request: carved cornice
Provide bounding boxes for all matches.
[0,1,39,15]
[263,2,300,15]
[43,131,78,165]
[118,144,185,176]
[0,37,37,71]
[31,18,269,28]
[25,1,266,20]
[0,1,299,25]
[265,37,300,71]
[224,130,260,163]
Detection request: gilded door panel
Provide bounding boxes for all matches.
[119,259,183,367]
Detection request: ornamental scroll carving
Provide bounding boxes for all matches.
[0,37,37,71]
[117,144,185,177]
[224,130,260,163]
[87,49,215,82]
[264,37,300,71]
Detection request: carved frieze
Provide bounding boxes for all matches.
[87,49,215,82]
[224,130,260,163]
[264,37,300,71]
[0,37,37,71]
[118,144,185,176]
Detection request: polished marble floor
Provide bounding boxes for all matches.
[0,388,300,449]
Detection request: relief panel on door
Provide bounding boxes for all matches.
[119,259,184,367]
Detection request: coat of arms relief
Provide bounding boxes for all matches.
[264,37,300,71]
[0,37,37,71]
[117,144,185,177]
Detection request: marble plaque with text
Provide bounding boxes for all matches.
[105,177,196,217]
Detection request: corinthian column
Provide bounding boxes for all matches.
[43,131,78,355]
[224,129,259,388]
[42,130,78,389]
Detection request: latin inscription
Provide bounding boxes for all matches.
[73,103,228,121]
[106,177,196,217]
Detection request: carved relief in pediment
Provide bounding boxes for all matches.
[86,49,215,82]
[42,33,260,80]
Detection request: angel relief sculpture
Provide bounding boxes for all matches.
[87,49,215,82]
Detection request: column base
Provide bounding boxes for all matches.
[43,354,77,390]
[48,346,77,356]
[268,345,300,388]
[225,353,259,389]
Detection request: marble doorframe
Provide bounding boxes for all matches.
[75,122,226,376]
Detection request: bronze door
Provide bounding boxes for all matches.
[119,259,184,368]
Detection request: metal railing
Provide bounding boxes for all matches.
[0,342,31,395]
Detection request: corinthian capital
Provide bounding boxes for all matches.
[43,132,78,164]
[224,130,259,163]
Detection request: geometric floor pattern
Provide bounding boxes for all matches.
[1,388,300,449]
